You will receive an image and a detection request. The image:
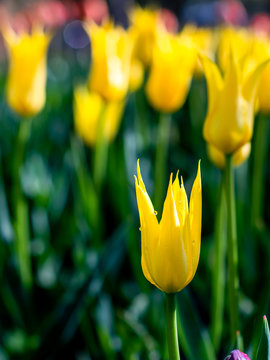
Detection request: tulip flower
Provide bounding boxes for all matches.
[182,24,218,77]
[225,350,250,360]
[251,36,270,113]
[145,33,197,113]
[207,142,251,169]
[135,160,201,294]
[85,22,133,102]
[129,6,163,66]
[201,52,269,154]
[218,27,253,74]
[3,26,50,117]
[73,85,124,147]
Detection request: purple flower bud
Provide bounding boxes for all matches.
[225,350,250,360]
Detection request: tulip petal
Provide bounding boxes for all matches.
[137,159,147,193]
[154,175,188,293]
[188,161,202,278]
[172,172,188,229]
[222,50,240,111]
[200,55,223,116]
[243,59,270,103]
[135,173,159,289]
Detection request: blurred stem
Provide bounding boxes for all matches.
[166,293,180,360]
[13,118,33,290]
[71,137,101,246]
[211,177,226,351]
[93,102,108,194]
[154,113,171,214]
[251,113,268,229]
[134,91,150,150]
[224,154,239,342]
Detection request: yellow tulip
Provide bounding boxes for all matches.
[129,6,163,66]
[85,22,133,102]
[207,143,251,169]
[3,26,50,117]
[201,53,269,154]
[145,33,197,113]
[135,160,201,293]
[251,35,270,113]
[218,26,253,74]
[73,85,124,146]
[182,24,218,77]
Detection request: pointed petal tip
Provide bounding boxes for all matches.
[197,160,201,175]
[180,175,184,187]
[169,173,173,186]
[136,158,146,191]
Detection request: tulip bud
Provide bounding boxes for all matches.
[225,350,250,360]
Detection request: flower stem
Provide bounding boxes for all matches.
[154,112,171,214]
[211,177,227,351]
[251,113,268,229]
[166,293,181,360]
[13,118,33,290]
[224,154,239,342]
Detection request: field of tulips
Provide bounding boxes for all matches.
[1,0,270,359]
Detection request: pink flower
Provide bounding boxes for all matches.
[225,350,250,360]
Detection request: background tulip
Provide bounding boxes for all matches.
[73,85,124,147]
[145,32,197,113]
[202,53,268,154]
[85,22,133,102]
[3,26,50,117]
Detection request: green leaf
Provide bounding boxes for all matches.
[256,316,270,360]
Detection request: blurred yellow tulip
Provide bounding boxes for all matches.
[251,36,270,113]
[129,6,164,66]
[207,143,251,169]
[201,53,268,154]
[135,160,201,293]
[218,26,253,74]
[3,26,50,117]
[145,33,197,113]
[182,24,218,77]
[85,22,133,102]
[73,85,124,147]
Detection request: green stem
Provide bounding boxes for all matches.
[71,137,101,246]
[93,102,108,194]
[153,113,171,214]
[224,154,239,342]
[166,293,181,360]
[13,118,33,289]
[251,113,269,229]
[211,177,227,351]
